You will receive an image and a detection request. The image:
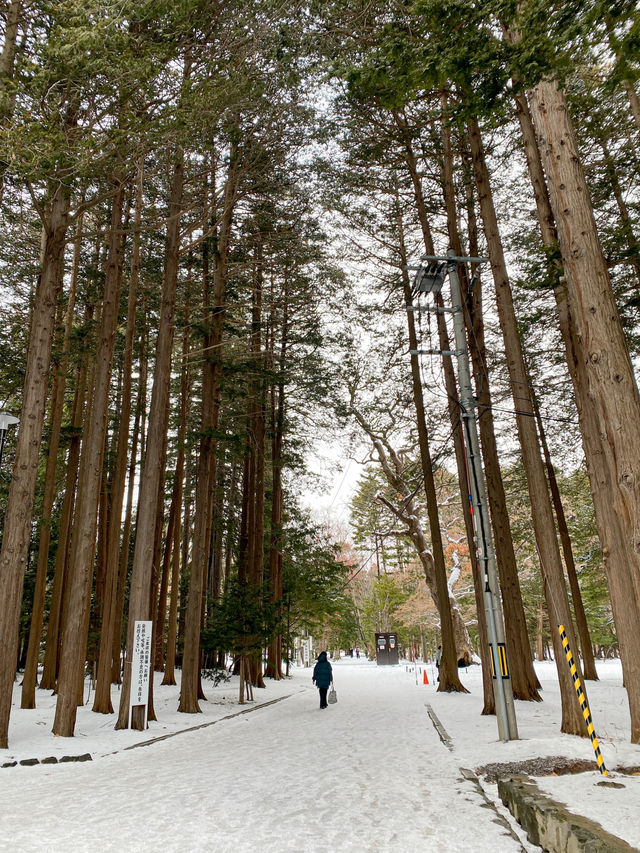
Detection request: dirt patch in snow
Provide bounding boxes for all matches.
[475,755,597,781]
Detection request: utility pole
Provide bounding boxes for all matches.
[411,249,518,741]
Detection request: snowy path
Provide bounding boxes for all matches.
[0,661,523,853]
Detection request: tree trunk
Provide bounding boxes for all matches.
[91,432,111,664]
[179,243,218,710]
[145,468,167,719]
[604,15,640,137]
[93,161,142,713]
[162,295,190,685]
[0,185,69,748]
[400,298,469,693]
[162,498,181,686]
[436,101,540,703]
[154,478,177,672]
[222,462,239,598]
[0,0,22,201]
[532,391,598,680]
[265,381,284,679]
[179,148,239,714]
[176,448,193,669]
[351,405,474,669]
[53,179,126,737]
[600,139,640,297]
[511,82,603,683]
[207,459,225,620]
[623,80,640,134]
[237,450,250,586]
[116,148,184,729]
[529,78,640,742]
[40,313,91,691]
[387,123,470,686]
[467,114,586,735]
[21,209,82,708]
[111,302,147,684]
[390,181,467,691]
[248,240,266,689]
[265,278,288,680]
[537,600,544,661]
[399,104,495,705]
[461,152,542,702]
[556,282,640,712]
[0,0,21,107]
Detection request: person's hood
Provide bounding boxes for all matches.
[317,651,327,662]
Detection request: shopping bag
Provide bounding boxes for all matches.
[327,687,337,704]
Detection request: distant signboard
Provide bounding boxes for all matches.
[128,620,152,728]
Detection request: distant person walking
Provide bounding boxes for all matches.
[435,645,442,683]
[312,651,333,709]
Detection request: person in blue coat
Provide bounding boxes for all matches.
[312,650,333,709]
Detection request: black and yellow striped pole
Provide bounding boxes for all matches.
[558,625,608,776]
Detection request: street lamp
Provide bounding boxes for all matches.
[0,412,20,471]
[411,249,518,742]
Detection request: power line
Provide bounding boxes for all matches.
[328,459,352,510]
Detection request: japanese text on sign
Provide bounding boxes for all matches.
[130,620,153,708]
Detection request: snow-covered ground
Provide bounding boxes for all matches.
[1,658,639,852]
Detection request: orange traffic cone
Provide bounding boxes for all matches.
[423,669,429,685]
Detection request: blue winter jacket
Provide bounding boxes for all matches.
[312,651,333,688]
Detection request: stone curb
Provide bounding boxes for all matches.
[425,706,634,852]
[460,767,527,850]
[123,692,296,751]
[1,691,299,770]
[497,774,636,853]
[425,703,454,751]
[2,753,92,769]
[425,705,526,850]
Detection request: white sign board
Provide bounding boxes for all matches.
[128,620,152,728]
